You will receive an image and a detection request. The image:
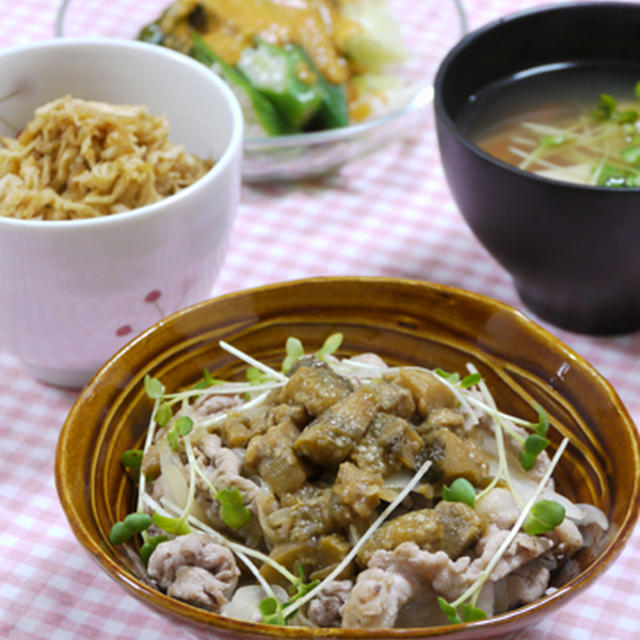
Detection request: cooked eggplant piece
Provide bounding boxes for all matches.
[294,386,378,465]
[244,414,310,497]
[350,412,423,475]
[423,428,490,485]
[384,368,457,417]
[260,535,353,585]
[279,361,352,417]
[356,501,484,567]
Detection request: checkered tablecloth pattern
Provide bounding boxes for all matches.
[1,1,639,638]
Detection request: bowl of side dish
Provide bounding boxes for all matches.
[434,1,640,335]
[56,0,467,181]
[0,38,243,387]
[55,277,640,639]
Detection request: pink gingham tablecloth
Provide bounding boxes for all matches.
[1,1,639,638]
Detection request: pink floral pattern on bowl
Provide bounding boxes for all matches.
[115,290,164,337]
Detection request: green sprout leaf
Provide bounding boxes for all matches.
[109,521,133,546]
[139,534,168,565]
[108,512,152,545]
[144,374,164,399]
[203,367,223,387]
[289,564,320,601]
[460,603,488,622]
[259,597,286,625]
[524,433,550,455]
[615,109,638,124]
[523,499,565,535]
[152,511,191,535]
[246,366,270,384]
[441,478,476,507]
[121,449,143,479]
[596,162,640,188]
[216,486,252,529]
[434,368,460,384]
[438,597,461,624]
[193,367,225,389]
[282,336,305,373]
[438,592,487,624]
[540,134,571,148]
[123,512,153,533]
[167,429,180,451]
[435,369,480,389]
[154,401,172,427]
[259,565,319,626]
[203,368,215,386]
[175,416,194,436]
[529,403,549,437]
[635,80,640,101]
[460,372,482,389]
[166,416,194,450]
[593,93,617,120]
[621,145,640,165]
[520,433,550,471]
[315,332,343,360]
[519,450,537,471]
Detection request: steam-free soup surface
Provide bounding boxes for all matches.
[460,64,640,187]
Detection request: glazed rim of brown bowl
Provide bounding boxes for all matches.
[55,276,640,639]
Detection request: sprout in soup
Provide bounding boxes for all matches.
[461,64,640,188]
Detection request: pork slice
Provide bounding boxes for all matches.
[307,580,353,627]
[341,568,414,628]
[370,542,473,603]
[196,433,241,475]
[195,434,259,503]
[167,565,231,610]
[348,353,388,368]
[474,488,583,556]
[147,533,239,611]
[478,416,552,483]
[192,434,260,537]
[343,509,571,629]
[367,523,555,606]
[544,517,583,556]
[469,524,555,582]
[475,487,521,529]
[500,561,551,610]
[193,393,243,419]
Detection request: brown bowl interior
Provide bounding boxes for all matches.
[55,277,640,639]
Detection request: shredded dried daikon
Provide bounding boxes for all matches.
[0,95,212,220]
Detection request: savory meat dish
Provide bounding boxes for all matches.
[111,334,607,628]
[0,96,211,220]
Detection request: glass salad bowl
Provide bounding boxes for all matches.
[55,0,467,181]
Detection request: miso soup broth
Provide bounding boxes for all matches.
[459,64,640,187]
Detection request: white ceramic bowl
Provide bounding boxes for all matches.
[0,38,243,388]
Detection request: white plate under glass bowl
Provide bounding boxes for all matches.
[55,0,467,182]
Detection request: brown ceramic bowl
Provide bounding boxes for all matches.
[55,277,640,639]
